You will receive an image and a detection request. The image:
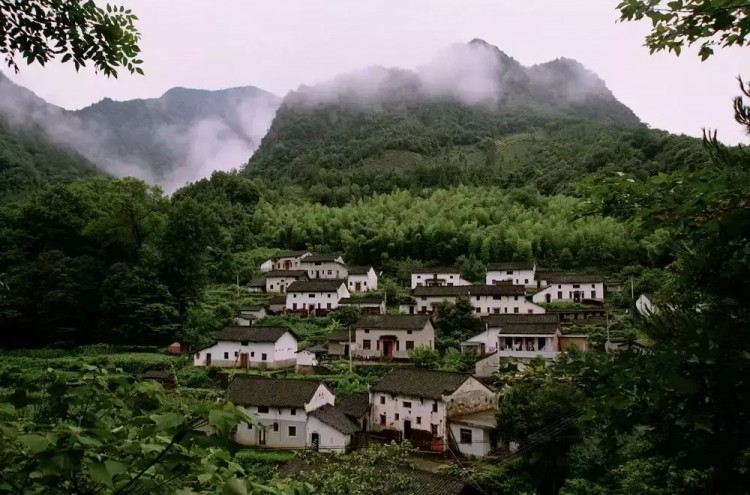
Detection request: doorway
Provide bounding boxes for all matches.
[382,339,394,357]
[355,282,361,291]
[311,432,320,451]
[545,293,551,304]
[205,353,211,366]
[258,428,266,446]
[404,420,412,440]
[240,353,248,368]
[344,344,349,357]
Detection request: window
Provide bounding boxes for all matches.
[327,303,332,310]
[475,307,481,314]
[525,279,529,284]
[431,424,438,435]
[528,309,533,314]
[494,308,500,314]
[504,307,508,313]
[241,340,249,346]
[475,295,480,301]
[514,307,519,313]
[363,340,371,350]
[234,351,238,357]
[380,396,385,405]
[460,428,472,444]
[224,352,229,359]
[258,406,269,413]
[514,295,518,301]
[492,295,501,300]
[557,291,563,299]
[416,417,421,425]
[591,291,596,299]
[380,414,386,425]
[327,294,331,298]
[195,352,200,359]
[432,402,438,413]
[250,352,255,357]
[407,330,412,335]
[273,423,279,432]
[406,341,414,351]
[292,303,297,310]
[293,294,297,298]
[421,297,427,301]
[328,270,332,275]
[591,284,596,288]
[448,283,453,286]
[417,275,421,279]
[288,426,297,437]
[573,284,580,288]
[403,401,412,408]
[308,294,314,298]
[291,408,296,415]
[261,353,267,361]
[506,271,513,275]
[395,413,399,420]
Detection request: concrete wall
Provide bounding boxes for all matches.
[301,261,348,279]
[266,275,302,293]
[449,423,492,458]
[286,285,350,311]
[445,377,496,417]
[234,406,308,449]
[296,350,318,367]
[532,282,605,304]
[486,269,536,287]
[347,270,378,292]
[411,272,468,289]
[369,391,448,443]
[271,254,310,271]
[352,321,435,359]
[306,415,352,453]
[193,333,297,369]
[415,294,545,315]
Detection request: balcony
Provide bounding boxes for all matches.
[497,349,559,359]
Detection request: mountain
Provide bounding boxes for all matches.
[0,73,101,200]
[0,73,281,193]
[243,40,708,199]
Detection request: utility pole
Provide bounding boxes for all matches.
[605,309,611,353]
[630,277,634,300]
[236,272,240,297]
[348,326,353,374]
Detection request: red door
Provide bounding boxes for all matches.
[382,340,394,357]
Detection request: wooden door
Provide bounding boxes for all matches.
[240,353,248,368]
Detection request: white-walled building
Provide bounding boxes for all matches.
[300,255,349,279]
[351,314,435,360]
[410,267,470,289]
[261,251,312,272]
[237,305,266,326]
[286,279,350,314]
[486,261,536,287]
[636,293,655,315]
[369,369,497,457]
[532,274,605,304]
[412,284,545,315]
[339,297,386,315]
[265,270,309,293]
[247,276,266,293]
[267,295,287,314]
[227,376,358,453]
[296,345,326,372]
[193,326,298,369]
[347,266,378,292]
[461,314,560,355]
[474,322,564,377]
[534,271,564,289]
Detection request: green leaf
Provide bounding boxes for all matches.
[209,409,239,436]
[18,434,49,454]
[89,460,113,488]
[105,460,128,476]
[150,412,183,430]
[224,478,248,495]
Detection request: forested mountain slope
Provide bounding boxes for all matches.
[244,40,708,200]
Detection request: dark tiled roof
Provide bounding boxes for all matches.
[371,369,474,400]
[287,279,346,292]
[498,323,560,335]
[271,250,310,260]
[547,274,605,284]
[545,307,606,314]
[300,344,327,353]
[264,270,308,278]
[337,392,370,419]
[348,265,374,275]
[268,295,287,305]
[302,254,343,263]
[247,276,267,287]
[239,305,265,311]
[411,266,461,274]
[535,270,564,280]
[482,314,559,326]
[355,314,431,331]
[216,326,293,342]
[487,261,535,271]
[339,297,384,305]
[327,329,352,342]
[141,370,172,380]
[412,284,524,297]
[309,405,361,434]
[227,376,326,408]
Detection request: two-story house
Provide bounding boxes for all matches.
[347,265,378,292]
[260,251,312,272]
[227,376,359,452]
[300,255,349,279]
[461,314,560,355]
[236,305,266,325]
[485,261,536,287]
[193,326,298,369]
[369,369,498,457]
[285,279,350,314]
[352,314,435,360]
[412,284,545,315]
[531,274,605,304]
[410,267,470,289]
[265,270,309,293]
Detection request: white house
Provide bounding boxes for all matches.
[534,270,564,289]
[351,314,435,360]
[486,261,536,287]
[460,314,560,355]
[285,279,350,314]
[410,267,470,289]
[237,305,267,326]
[300,255,349,280]
[267,295,287,314]
[532,274,605,304]
[265,270,309,293]
[347,266,378,292]
[339,296,386,315]
[227,376,358,453]
[296,345,326,372]
[412,284,545,315]
[474,322,563,377]
[636,293,655,315]
[326,329,353,357]
[261,250,312,272]
[369,369,498,457]
[193,326,298,369]
[247,276,267,293]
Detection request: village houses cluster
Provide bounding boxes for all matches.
[191,251,611,457]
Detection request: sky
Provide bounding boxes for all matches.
[6,0,749,144]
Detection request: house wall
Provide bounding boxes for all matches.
[301,261,348,279]
[415,295,545,315]
[475,353,500,377]
[445,377,496,417]
[415,295,458,313]
[411,272,468,289]
[296,350,318,367]
[236,316,253,326]
[266,276,302,293]
[272,254,310,271]
[531,282,605,304]
[347,270,378,292]
[486,269,536,287]
[260,260,273,272]
[369,392,449,443]
[352,322,435,359]
[449,423,492,458]
[193,335,297,369]
[306,415,352,453]
[234,406,308,448]
[635,294,653,315]
[268,302,286,314]
[342,302,385,315]
[463,328,501,354]
[399,303,416,315]
[306,384,336,412]
[285,285,351,311]
[327,340,350,357]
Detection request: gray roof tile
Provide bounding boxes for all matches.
[354,314,431,331]
[287,280,347,292]
[309,404,361,434]
[216,326,293,342]
[371,369,475,400]
[487,261,535,271]
[227,376,326,408]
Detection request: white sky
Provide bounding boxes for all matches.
[7,0,749,144]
